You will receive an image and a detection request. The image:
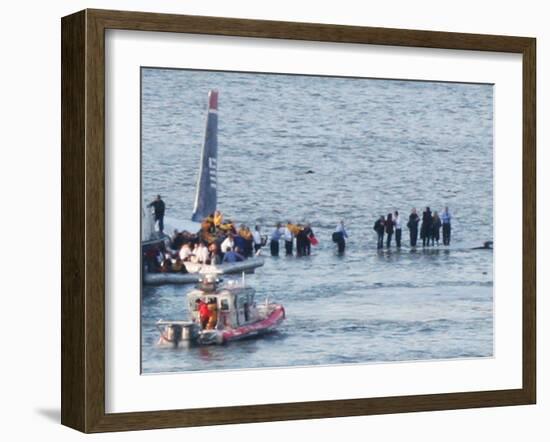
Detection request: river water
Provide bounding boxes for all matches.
[141,68,494,374]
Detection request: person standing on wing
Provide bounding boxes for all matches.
[441,206,452,245]
[385,213,394,249]
[407,208,420,247]
[283,221,293,256]
[432,211,442,246]
[394,210,402,248]
[147,194,166,234]
[252,225,263,253]
[421,206,433,247]
[270,223,284,257]
[333,220,348,255]
[373,216,385,250]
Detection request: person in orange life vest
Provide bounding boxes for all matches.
[238,225,254,257]
[284,221,301,256]
[213,210,224,227]
[206,299,218,330]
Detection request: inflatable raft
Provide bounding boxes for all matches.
[143,256,265,286]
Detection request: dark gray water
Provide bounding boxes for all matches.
[141,68,494,374]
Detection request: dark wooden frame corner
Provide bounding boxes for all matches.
[61,9,536,433]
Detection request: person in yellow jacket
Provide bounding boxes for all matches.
[283,221,301,256]
[213,210,224,227]
[288,223,302,236]
[218,220,235,235]
[238,225,254,257]
[238,226,253,240]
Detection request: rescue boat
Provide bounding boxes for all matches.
[156,274,285,346]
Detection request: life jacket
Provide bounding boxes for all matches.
[288,224,302,236]
[206,303,218,329]
[219,222,234,233]
[200,230,215,245]
[198,302,210,319]
[214,212,223,226]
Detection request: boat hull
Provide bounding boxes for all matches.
[144,257,265,286]
[221,304,285,343]
[157,304,285,347]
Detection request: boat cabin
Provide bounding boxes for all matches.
[187,277,259,329]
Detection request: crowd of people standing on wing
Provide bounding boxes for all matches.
[144,196,453,270]
[374,206,452,249]
[269,222,317,257]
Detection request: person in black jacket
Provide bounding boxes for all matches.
[421,206,432,247]
[302,224,314,256]
[407,208,420,247]
[432,211,442,246]
[373,216,385,249]
[147,195,166,234]
[296,225,307,257]
[385,213,394,248]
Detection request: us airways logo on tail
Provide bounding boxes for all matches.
[209,157,217,189]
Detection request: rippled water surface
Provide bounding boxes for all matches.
[141,68,494,374]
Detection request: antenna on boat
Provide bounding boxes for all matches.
[241,271,246,287]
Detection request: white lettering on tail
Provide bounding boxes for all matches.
[209,157,217,189]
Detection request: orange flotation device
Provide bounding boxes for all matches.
[206,302,218,330]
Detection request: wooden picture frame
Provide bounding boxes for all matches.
[61,9,536,433]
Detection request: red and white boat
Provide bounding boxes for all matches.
[157,275,285,346]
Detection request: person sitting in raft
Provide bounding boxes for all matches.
[172,257,188,273]
[208,243,221,265]
[221,233,235,257]
[171,229,184,251]
[143,246,161,273]
[222,247,245,263]
[188,243,201,263]
[206,298,218,330]
[160,254,172,273]
[196,298,210,329]
[178,243,192,261]
[195,241,210,264]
